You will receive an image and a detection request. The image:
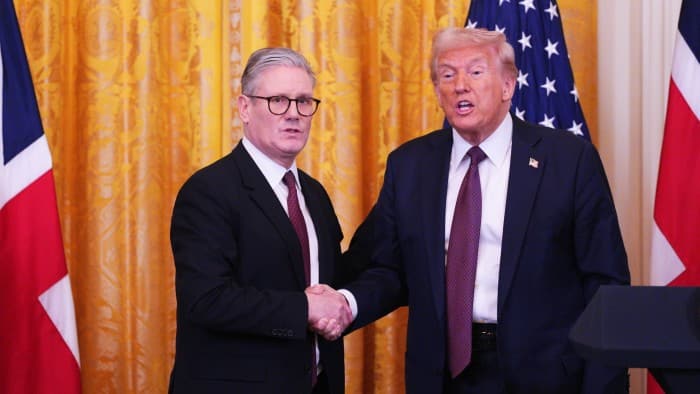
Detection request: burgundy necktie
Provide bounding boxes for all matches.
[283,171,310,284]
[446,146,487,378]
[282,171,316,386]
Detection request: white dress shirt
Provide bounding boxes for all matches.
[444,114,512,323]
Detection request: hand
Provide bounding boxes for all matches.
[305,284,351,340]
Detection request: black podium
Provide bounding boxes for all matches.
[570,286,700,394]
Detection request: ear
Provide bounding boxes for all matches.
[238,95,250,124]
[502,75,516,101]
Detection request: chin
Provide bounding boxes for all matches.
[452,121,477,132]
[282,143,306,156]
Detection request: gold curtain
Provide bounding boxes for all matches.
[15,0,595,392]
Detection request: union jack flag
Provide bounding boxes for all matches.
[466,0,590,139]
[0,0,81,391]
[649,0,700,391]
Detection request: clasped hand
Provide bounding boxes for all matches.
[305,284,352,341]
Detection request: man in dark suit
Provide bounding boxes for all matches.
[331,27,631,393]
[169,47,352,394]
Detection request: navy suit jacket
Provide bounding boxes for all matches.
[169,142,350,394]
[345,116,631,393]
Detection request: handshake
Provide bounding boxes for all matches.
[305,284,353,341]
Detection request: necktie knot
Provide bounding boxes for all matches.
[467,146,487,167]
[283,171,296,190]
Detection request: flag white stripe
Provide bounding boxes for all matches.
[38,275,81,366]
[649,221,686,285]
[0,134,53,209]
[671,32,700,119]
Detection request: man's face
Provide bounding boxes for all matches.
[434,44,514,143]
[238,66,315,168]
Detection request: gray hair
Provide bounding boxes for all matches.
[241,47,316,95]
[430,27,518,84]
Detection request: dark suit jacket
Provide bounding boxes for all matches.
[169,142,349,394]
[345,116,631,394]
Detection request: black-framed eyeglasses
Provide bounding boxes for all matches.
[246,95,321,117]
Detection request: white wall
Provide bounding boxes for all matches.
[597,0,683,392]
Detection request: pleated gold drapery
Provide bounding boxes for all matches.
[15,0,596,392]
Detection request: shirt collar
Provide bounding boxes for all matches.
[450,113,513,169]
[242,137,299,188]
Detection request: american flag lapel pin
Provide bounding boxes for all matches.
[528,157,539,169]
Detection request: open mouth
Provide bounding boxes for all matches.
[456,100,474,114]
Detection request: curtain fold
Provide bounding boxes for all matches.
[14,0,595,391]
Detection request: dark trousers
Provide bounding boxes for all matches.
[446,323,503,394]
[445,348,503,394]
[311,370,330,394]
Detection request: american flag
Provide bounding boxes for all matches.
[466,0,590,140]
[0,0,81,392]
[649,0,700,392]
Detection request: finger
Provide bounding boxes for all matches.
[322,319,336,333]
[312,317,329,331]
[323,333,335,341]
[305,285,326,295]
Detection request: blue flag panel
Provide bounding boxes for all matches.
[466,0,590,139]
[0,0,45,164]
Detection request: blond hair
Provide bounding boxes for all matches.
[430,27,518,84]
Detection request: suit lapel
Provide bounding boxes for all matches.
[420,130,453,322]
[299,173,334,284]
[232,143,307,289]
[498,118,545,314]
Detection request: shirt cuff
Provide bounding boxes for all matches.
[337,289,358,320]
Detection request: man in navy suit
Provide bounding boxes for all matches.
[169,47,352,394]
[331,27,631,393]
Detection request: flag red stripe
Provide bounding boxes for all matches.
[0,171,67,290]
[653,80,700,286]
[0,171,81,393]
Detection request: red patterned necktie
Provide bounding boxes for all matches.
[282,171,316,386]
[446,146,487,378]
[283,171,310,284]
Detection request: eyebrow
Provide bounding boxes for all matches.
[438,55,489,69]
[256,92,314,98]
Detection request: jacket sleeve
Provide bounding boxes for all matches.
[344,155,408,330]
[574,142,630,393]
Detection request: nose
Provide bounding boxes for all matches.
[454,71,469,93]
[285,102,301,119]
